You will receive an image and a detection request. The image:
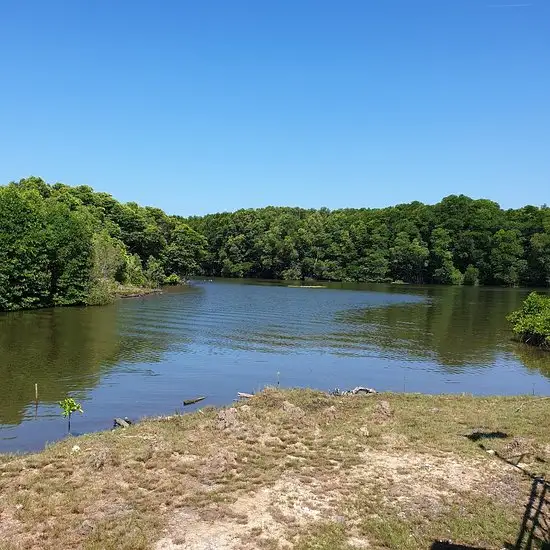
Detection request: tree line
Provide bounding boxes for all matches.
[187,195,550,288]
[0,177,206,310]
[1,177,549,311]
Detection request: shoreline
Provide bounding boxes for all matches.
[6,385,550,456]
[4,278,550,314]
[117,287,163,299]
[1,389,549,549]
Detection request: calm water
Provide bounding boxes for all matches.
[1,280,549,452]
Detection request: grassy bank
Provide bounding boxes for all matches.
[1,389,549,550]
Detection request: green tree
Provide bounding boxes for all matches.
[463,265,480,286]
[430,228,463,285]
[123,254,147,286]
[349,250,389,282]
[164,223,207,278]
[58,397,83,433]
[0,186,50,310]
[490,229,527,286]
[389,232,429,283]
[4,177,550,314]
[219,234,251,277]
[530,232,550,286]
[43,200,94,306]
[86,231,128,305]
[13,176,52,198]
[145,256,165,287]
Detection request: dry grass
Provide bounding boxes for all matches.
[1,389,549,549]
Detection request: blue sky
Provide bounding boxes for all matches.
[1,0,548,215]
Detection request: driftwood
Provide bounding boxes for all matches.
[113,417,132,429]
[330,386,377,396]
[183,396,206,406]
[351,386,377,394]
[237,392,254,399]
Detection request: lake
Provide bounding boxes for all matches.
[1,279,549,453]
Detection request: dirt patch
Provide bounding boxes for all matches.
[348,448,504,516]
[154,425,523,549]
[501,436,539,462]
[155,475,338,550]
[282,401,306,420]
[323,405,337,422]
[217,408,241,431]
[373,400,392,422]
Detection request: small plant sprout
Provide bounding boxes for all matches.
[58,397,83,433]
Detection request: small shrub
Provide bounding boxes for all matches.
[86,278,117,306]
[59,397,83,433]
[124,253,147,286]
[281,266,302,281]
[145,256,165,288]
[163,273,180,285]
[450,267,464,285]
[507,292,550,348]
[463,265,479,286]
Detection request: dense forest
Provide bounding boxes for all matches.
[186,194,550,288]
[0,177,207,311]
[1,177,549,311]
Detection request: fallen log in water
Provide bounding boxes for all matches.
[330,386,377,396]
[237,392,254,399]
[183,396,206,406]
[113,417,132,429]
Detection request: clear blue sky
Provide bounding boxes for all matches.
[1,1,548,215]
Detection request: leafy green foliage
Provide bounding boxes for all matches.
[44,200,95,305]
[145,256,165,287]
[164,273,180,285]
[389,232,429,284]
[430,228,463,285]
[507,292,550,348]
[189,196,550,288]
[0,186,51,310]
[58,397,83,418]
[463,265,480,286]
[123,253,147,287]
[0,178,207,311]
[162,223,207,278]
[530,229,550,286]
[86,278,118,306]
[86,230,128,305]
[490,229,527,287]
[58,397,83,433]
[1,179,549,314]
